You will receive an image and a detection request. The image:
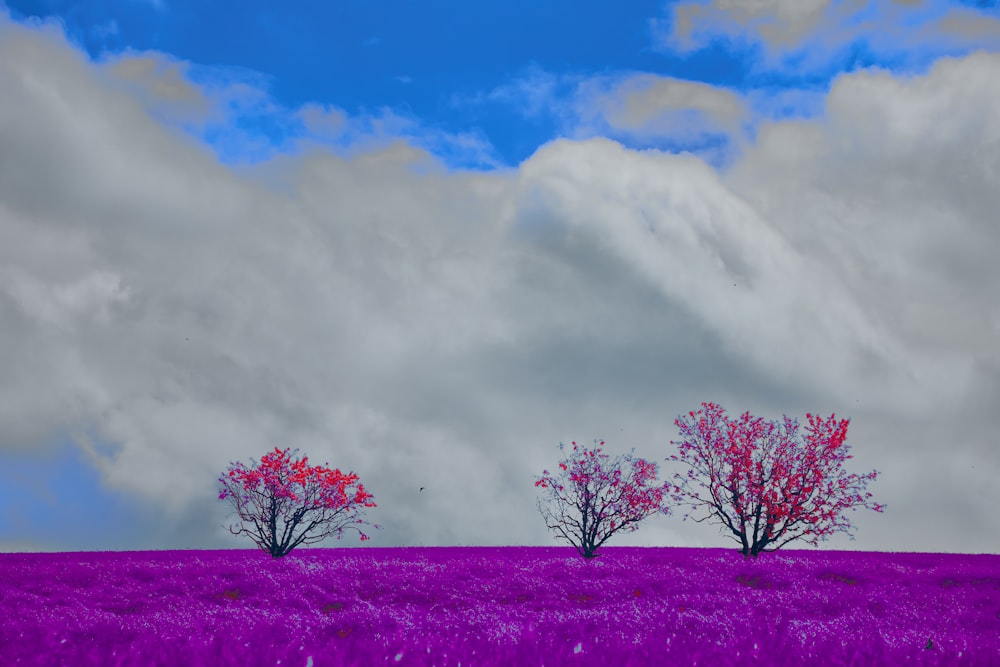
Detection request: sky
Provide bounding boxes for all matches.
[0,0,998,556]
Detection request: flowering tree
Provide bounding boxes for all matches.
[535,439,670,560]
[218,447,378,557]
[668,402,885,558]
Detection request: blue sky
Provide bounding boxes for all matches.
[1,0,999,555]
[5,0,737,166]
[8,0,999,169]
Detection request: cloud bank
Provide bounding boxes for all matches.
[658,0,1000,75]
[0,10,997,554]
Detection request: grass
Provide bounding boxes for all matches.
[1,546,997,665]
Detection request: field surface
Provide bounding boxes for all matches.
[1,546,998,666]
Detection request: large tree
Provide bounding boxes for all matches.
[218,447,378,557]
[535,439,669,560]
[668,402,885,558]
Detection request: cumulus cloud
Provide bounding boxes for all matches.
[935,8,1000,40]
[0,11,997,554]
[574,74,746,142]
[297,103,349,139]
[90,50,500,169]
[669,0,832,50]
[479,64,565,120]
[104,53,205,106]
[464,67,749,164]
[657,0,1000,75]
[727,52,1000,374]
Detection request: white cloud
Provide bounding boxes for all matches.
[297,102,348,139]
[743,85,828,122]
[90,19,120,40]
[573,74,747,146]
[143,61,503,168]
[727,52,1000,377]
[314,107,500,168]
[657,0,1000,75]
[0,268,130,328]
[518,136,973,415]
[0,12,997,554]
[464,67,748,164]
[609,76,745,130]
[98,51,213,127]
[669,0,832,50]
[484,64,565,120]
[935,7,1000,41]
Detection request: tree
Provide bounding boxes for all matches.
[218,447,378,557]
[535,439,670,560]
[668,402,885,558]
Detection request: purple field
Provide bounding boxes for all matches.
[1,546,997,666]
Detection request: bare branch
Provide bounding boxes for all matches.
[669,403,883,558]
[536,440,669,560]
[218,447,379,557]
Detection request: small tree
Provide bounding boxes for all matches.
[218,447,378,557]
[535,439,670,560]
[668,402,885,558]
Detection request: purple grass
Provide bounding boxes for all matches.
[1,546,997,665]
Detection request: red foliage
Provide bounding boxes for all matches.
[536,439,670,559]
[218,447,379,557]
[669,402,885,557]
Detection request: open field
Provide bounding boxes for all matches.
[1,546,997,665]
